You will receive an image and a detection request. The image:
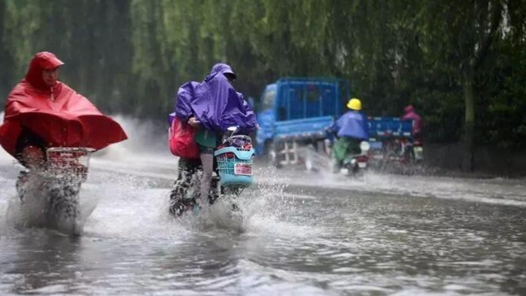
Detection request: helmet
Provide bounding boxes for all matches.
[347,98,362,111]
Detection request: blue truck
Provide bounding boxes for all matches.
[256,77,349,166]
[255,77,421,168]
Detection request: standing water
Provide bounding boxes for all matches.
[1,116,526,295]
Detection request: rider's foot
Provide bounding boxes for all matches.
[169,179,193,216]
[208,194,219,205]
[16,170,30,203]
[209,175,220,205]
[169,197,198,217]
[169,188,197,217]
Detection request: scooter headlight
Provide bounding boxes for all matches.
[360,141,371,152]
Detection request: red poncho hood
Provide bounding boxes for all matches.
[0,52,127,157]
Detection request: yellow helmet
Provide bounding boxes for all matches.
[347,98,362,111]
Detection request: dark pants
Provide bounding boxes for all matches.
[168,157,220,215]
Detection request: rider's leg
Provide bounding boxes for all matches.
[332,137,350,172]
[348,138,362,155]
[208,156,220,204]
[199,150,214,202]
[16,170,29,203]
[19,145,45,170]
[171,158,195,194]
[15,144,45,203]
[331,151,341,173]
[169,157,200,215]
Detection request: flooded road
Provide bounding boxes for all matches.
[1,125,526,295]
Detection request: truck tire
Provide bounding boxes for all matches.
[266,141,282,168]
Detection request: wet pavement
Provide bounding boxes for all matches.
[1,145,526,295]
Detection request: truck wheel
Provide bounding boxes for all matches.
[267,142,282,169]
[303,144,320,172]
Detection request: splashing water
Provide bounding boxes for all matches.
[1,115,298,237]
[0,115,176,236]
[4,172,100,235]
[177,164,303,234]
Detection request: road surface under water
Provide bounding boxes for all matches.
[1,118,525,295]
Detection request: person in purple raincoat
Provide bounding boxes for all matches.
[168,63,258,216]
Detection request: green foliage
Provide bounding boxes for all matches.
[0,0,525,148]
[478,40,526,149]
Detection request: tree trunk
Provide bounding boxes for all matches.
[462,70,475,171]
[0,0,13,98]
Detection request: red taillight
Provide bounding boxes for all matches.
[356,155,368,162]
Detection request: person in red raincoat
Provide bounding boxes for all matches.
[401,105,423,144]
[0,51,127,169]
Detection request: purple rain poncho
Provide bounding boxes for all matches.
[169,63,257,134]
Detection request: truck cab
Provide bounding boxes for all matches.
[256,78,349,166]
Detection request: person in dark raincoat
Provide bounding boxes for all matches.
[168,63,257,215]
[328,98,369,172]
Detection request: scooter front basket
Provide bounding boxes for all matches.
[46,147,95,181]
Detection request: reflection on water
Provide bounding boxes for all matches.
[1,170,526,295]
[1,117,525,295]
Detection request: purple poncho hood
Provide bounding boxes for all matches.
[170,63,257,134]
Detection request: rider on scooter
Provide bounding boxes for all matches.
[0,52,127,195]
[401,105,423,144]
[169,63,257,215]
[328,98,369,173]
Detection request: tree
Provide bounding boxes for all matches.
[1,0,526,160]
[417,0,504,170]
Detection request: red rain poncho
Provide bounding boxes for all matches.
[401,105,422,135]
[0,52,127,157]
